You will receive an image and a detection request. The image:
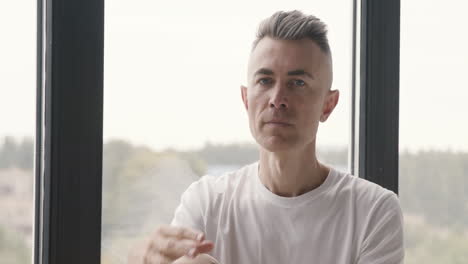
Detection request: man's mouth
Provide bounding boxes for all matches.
[265,121,292,126]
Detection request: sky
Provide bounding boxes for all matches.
[1,0,467,153]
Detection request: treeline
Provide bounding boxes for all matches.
[2,136,468,229]
[190,141,348,168]
[0,137,34,170]
[400,150,468,229]
[0,136,347,172]
[190,141,259,165]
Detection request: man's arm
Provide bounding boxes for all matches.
[127,179,215,264]
[356,193,405,264]
[169,178,218,261]
[170,179,207,231]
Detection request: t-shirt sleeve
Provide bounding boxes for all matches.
[356,192,405,264]
[170,179,207,233]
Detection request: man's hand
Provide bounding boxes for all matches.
[140,225,215,264]
[173,254,220,264]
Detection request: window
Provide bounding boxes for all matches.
[0,2,36,263]
[399,0,468,262]
[102,1,353,262]
[34,1,411,263]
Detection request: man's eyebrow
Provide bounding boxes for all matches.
[287,69,314,79]
[253,68,274,76]
[253,68,314,79]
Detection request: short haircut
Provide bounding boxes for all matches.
[252,10,331,55]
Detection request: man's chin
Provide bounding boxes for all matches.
[256,136,297,153]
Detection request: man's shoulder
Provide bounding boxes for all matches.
[187,162,256,196]
[331,168,399,209]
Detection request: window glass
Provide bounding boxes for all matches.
[0,2,36,263]
[102,1,352,262]
[400,0,468,262]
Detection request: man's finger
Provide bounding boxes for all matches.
[144,252,172,264]
[158,225,205,241]
[155,237,205,260]
[186,240,215,258]
[174,253,220,264]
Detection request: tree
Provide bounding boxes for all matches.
[0,136,17,169]
[16,137,34,170]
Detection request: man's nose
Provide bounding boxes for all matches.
[269,85,289,109]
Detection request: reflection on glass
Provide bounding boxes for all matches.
[400,0,468,262]
[0,2,36,263]
[102,1,351,263]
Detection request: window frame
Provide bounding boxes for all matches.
[35,0,104,263]
[354,0,400,194]
[34,0,400,263]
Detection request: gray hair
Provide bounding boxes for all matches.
[252,10,331,55]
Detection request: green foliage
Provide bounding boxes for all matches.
[194,141,259,165]
[103,139,134,183]
[176,152,207,176]
[400,150,468,263]
[190,141,348,170]
[0,225,31,264]
[119,146,163,180]
[0,136,34,170]
[16,138,34,170]
[0,136,16,169]
[400,150,468,228]
[102,140,163,235]
[404,218,468,264]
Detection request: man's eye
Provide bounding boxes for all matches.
[292,79,306,86]
[259,78,272,85]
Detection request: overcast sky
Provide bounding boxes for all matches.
[1,0,467,153]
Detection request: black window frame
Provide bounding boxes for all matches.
[35,0,104,263]
[34,0,399,263]
[354,0,400,194]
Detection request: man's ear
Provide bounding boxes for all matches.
[320,89,339,122]
[241,85,248,111]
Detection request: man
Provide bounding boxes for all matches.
[141,10,404,264]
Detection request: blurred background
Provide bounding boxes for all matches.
[0,0,467,263]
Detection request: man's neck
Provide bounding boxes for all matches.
[258,145,329,197]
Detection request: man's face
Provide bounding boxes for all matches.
[241,37,339,152]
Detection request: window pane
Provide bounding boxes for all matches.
[0,2,36,263]
[102,1,352,262]
[400,0,468,262]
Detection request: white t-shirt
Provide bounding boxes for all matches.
[170,161,404,264]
